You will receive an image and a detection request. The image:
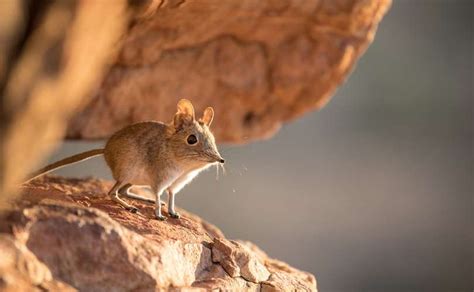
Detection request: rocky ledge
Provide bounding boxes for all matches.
[0,176,316,291]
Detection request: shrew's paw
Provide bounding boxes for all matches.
[127,206,139,213]
[169,212,181,219]
[155,211,167,221]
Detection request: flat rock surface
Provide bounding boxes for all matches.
[0,176,316,291]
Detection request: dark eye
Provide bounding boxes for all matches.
[187,134,198,145]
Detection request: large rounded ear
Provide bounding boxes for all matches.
[200,107,214,127]
[177,99,195,118]
[173,99,195,130]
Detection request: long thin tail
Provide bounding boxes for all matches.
[25,149,104,182]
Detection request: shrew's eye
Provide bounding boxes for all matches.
[187,134,198,145]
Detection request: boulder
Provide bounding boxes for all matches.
[67,0,392,143]
[0,176,317,291]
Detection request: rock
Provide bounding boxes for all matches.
[66,0,391,143]
[0,176,317,291]
[0,0,129,205]
[212,238,271,283]
[0,235,75,291]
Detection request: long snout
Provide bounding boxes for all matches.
[208,152,225,164]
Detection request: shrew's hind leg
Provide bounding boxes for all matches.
[108,181,139,213]
[118,184,157,204]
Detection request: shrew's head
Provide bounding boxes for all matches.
[169,99,224,167]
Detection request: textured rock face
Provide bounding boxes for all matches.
[0,235,75,291]
[67,0,391,143]
[0,176,316,291]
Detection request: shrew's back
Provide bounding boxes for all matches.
[104,121,169,183]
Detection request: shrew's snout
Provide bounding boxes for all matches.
[208,152,225,164]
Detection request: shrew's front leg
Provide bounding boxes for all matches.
[152,187,166,221]
[167,188,180,219]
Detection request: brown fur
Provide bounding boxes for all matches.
[27,99,224,220]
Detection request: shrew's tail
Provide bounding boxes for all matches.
[25,149,104,183]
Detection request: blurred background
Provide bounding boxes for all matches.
[48,1,472,291]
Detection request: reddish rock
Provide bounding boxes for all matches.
[0,235,75,291]
[67,0,391,143]
[0,176,316,291]
[212,238,271,283]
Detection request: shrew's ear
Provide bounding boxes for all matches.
[173,99,195,130]
[199,107,214,127]
[176,99,195,118]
